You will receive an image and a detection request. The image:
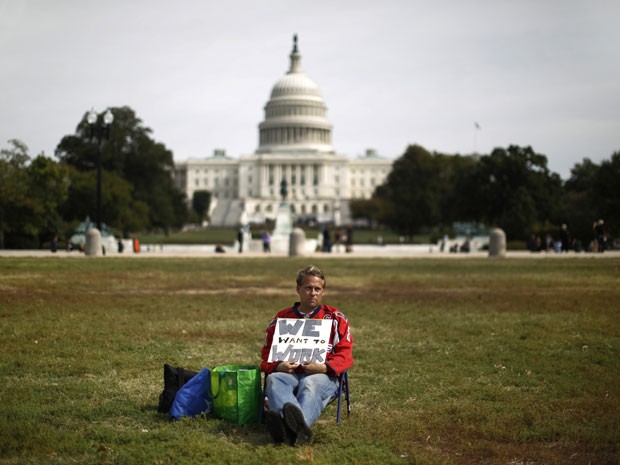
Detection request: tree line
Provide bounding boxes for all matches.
[0,107,207,249]
[351,144,619,249]
[1,106,617,249]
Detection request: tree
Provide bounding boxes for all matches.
[373,145,480,236]
[0,140,30,248]
[374,145,443,236]
[59,165,149,238]
[372,144,564,241]
[192,190,211,223]
[564,158,599,193]
[561,158,600,247]
[0,140,69,248]
[349,197,387,228]
[559,152,619,247]
[26,155,69,244]
[435,152,479,229]
[593,152,620,240]
[55,106,188,234]
[464,145,563,240]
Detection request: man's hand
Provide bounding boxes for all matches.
[276,361,300,373]
[301,362,327,374]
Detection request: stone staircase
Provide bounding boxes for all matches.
[209,199,245,227]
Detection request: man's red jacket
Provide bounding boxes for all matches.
[260,303,354,377]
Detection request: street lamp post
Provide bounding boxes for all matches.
[86,109,114,232]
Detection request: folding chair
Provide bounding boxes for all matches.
[262,370,351,424]
[334,370,351,424]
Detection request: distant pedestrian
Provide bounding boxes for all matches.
[544,233,554,252]
[238,227,244,253]
[322,226,332,253]
[560,224,570,253]
[50,236,58,253]
[460,238,471,253]
[593,219,605,252]
[334,228,341,247]
[440,234,448,252]
[262,230,271,252]
[345,227,353,253]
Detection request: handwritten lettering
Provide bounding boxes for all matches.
[268,318,332,363]
[270,345,326,363]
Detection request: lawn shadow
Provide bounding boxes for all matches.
[143,403,271,446]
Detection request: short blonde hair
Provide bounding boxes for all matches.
[296,265,326,288]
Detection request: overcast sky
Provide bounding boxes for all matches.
[2,0,619,179]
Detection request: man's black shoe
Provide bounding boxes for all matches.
[284,423,298,446]
[265,410,286,444]
[283,403,313,443]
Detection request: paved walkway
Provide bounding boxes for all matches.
[1,245,618,259]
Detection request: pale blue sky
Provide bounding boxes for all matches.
[1,0,618,179]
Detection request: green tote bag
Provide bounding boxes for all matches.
[211,365,262,425]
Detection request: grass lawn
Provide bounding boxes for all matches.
[0,257,619,465]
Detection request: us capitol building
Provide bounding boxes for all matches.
[174,36,393,227]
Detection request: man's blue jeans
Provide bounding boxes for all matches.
[265,372,338,426]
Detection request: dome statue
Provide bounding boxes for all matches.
[257,35,334,155]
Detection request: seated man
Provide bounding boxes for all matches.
[260,265,354,445]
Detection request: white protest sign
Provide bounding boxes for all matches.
[268,318,332,363]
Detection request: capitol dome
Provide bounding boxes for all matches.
[257,35,334,154]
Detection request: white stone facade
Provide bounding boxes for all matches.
[174,36,393,227]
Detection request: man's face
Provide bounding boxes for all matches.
[297,275,325,313]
